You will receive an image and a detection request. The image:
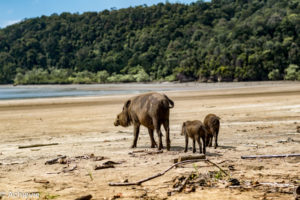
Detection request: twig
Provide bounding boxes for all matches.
[241,153,300,159]
[205,159,229,176]
[45,156,66,165]
[109,159,206,186]
[18,143,58,149]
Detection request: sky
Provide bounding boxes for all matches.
[0,0,204,28]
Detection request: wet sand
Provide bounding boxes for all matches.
[0,81,300,199]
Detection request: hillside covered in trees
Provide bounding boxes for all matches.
[0,0,299,84]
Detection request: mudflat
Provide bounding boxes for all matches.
[0,81,300,199]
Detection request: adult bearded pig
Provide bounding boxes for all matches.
[114,92,174,150]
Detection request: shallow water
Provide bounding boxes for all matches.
[0,81,293,100]
[0,85,149,100]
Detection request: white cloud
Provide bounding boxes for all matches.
[0,19,21,28]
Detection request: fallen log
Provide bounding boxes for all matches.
[109,159,206,186]
[173,154,206,163]
[45,156,67,165]
[241,153,300,159]
[18,143,58,149]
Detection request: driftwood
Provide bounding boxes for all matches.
[241,153,300,159]
[18,143,58,149]
[74,194,92,200]
[173,154,206,163]
[45,156,67,165]
[109,159,206,186]
[94,164,114,170]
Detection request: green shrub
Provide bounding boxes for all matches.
[71,70,97,84]
[216,66,234,81]
[107,73,135,83]
[268,69,281,80]
[14,68,49,84]
[284,64,300,80]
[134,69,150,82]
[96,70,109,83]
[49,68,72,84]
[164,74,176,82]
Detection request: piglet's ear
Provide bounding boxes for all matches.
[123,100,131,110]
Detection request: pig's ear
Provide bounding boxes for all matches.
[123,100,131,110]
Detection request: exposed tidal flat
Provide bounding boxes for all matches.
[0,81,299,199]
[0,81,297,100]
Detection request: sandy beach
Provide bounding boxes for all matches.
[0,81,300,200]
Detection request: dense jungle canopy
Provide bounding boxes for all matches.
[0,0,299,84]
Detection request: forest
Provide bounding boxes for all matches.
[0,0,299,84]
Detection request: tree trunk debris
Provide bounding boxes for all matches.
[241,154,300,159]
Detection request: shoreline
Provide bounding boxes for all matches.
[0,81,299,102]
